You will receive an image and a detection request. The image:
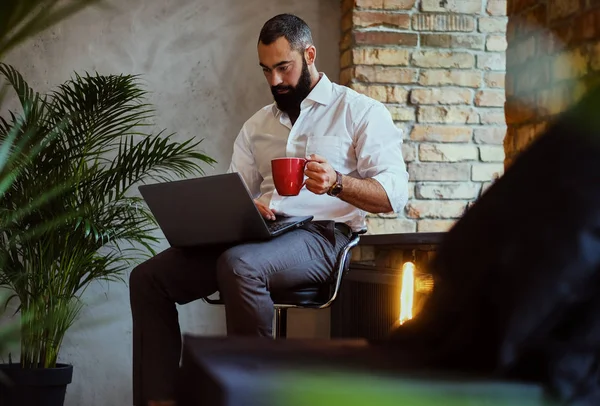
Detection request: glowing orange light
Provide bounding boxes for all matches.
[399,261,415,325]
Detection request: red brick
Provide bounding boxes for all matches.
[386,0,417,9]
[474,126,506,144]
[406,200,468,219]
[402,143,417,162]
[421,34,484,50]
[477,53,506,70]
[419,144,479,162]
[411,88,473,105]
[412,14,475,31]
[366,218,416,233]
[354,31,418,46]
[355,0,384,8]
[484,72,505,88]
[480,108,506,124]
[475,89,506,107]
[480,145,506,162]
[387,105,416,121]
[353,47,411,65]
[411,125,473,142]
[355,0,416,9]
[351,84,409,103]
[416,183,480,199]
[408,163,471,181]
[419,69,482,87]
[472,163,504,181]
[352,11,411,29]
[412,51,475,68]
[418,106,480,124]
[355,66,418,83]
[486,35,507,51]
[417,220,456,232]
[421,0,483,14]
[478,17,508,33]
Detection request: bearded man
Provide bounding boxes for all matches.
[129,13,409,406]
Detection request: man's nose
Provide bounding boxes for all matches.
[269,72,283,87]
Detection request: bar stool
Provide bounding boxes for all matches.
[203,231,363,338]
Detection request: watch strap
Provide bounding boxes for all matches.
[327,171,343,196]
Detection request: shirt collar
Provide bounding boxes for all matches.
[305,73,333,106]
[271,72,333,117]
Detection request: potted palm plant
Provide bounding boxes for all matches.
[0,63,216,406]
[0,0,104,390]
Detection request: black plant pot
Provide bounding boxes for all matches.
[0,363,73,406]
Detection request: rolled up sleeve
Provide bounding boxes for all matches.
[227,125,262,199]
[354,102,409,213]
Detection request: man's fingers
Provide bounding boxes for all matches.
[261,207,276,220]
[254,200,276,220]
[305,161,327,173]
[307,153,328,164]
[304,178,328,195]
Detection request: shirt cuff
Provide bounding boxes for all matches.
[372,170,409,213]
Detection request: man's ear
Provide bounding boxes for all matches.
[305,45,316,65]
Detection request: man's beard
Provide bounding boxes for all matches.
[271,57,312,115]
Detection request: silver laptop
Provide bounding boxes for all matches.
[138,173,313,247]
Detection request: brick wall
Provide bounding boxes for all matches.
[340,0,508,235]
[505,0,600,166]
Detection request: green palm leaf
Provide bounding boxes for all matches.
[0,63,216,369]
[0,0,105,57]
[0,0,107,372]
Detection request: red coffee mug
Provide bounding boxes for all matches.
[271,157,309,196]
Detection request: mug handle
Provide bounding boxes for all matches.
[300,158,316,189]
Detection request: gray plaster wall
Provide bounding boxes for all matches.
[2,1,340,404]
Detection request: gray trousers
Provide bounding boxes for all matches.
[129,221,352,405]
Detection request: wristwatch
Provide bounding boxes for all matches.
[327,171,343,197]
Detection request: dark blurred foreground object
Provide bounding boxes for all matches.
[177,87,600,405]
[176,336,550,406]
[389,85,600,405]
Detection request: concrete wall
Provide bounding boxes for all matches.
[3,0,340,404]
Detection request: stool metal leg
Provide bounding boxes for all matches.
[274,307,288,339]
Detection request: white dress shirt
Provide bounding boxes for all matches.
[227,73,409,232]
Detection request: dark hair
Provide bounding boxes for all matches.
[258,14,313,52]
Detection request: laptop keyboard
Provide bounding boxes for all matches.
[267,220,291,234]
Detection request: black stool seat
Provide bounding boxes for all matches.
[204,231,363,338]
[269,285,329,306]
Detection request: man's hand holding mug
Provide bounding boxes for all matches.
[271,154,336,196]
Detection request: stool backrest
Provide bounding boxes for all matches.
[320,232,363,309]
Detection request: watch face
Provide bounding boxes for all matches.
[331,184,343,196]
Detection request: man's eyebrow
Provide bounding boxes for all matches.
[259,60,292,69]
